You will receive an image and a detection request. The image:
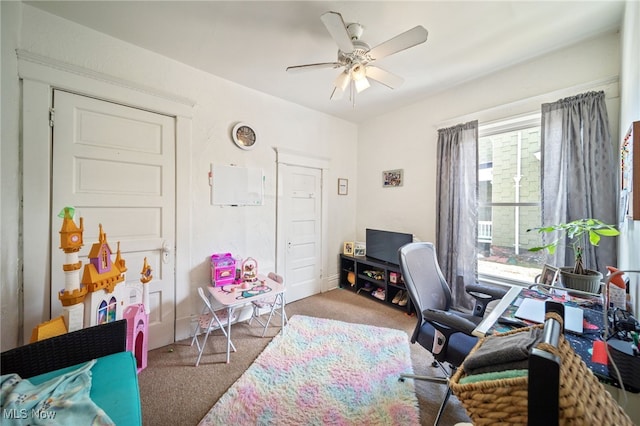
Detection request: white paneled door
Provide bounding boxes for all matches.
[283,164,322,301]
[51,90,176,349]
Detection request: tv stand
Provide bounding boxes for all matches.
[339,254,414,314]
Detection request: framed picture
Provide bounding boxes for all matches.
[382,169,403,187]
[620,121,639,220]
[343,242,354,256]
[540,264,560,286]
[338,178,348,195]
[354,241,366,256]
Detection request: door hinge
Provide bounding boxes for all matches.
[49,108,55,127]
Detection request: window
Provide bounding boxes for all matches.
[477,114,545,283]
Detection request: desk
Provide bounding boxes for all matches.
[474,286,615,384]
[473,285,640,423]
[208,274,286,363]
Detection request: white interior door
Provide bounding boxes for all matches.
[50,90,176,349]
[283,164,322,301]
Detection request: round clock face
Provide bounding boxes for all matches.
[232,123,257,150]
[68,234,80,244]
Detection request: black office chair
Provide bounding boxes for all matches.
[398,242,507,425]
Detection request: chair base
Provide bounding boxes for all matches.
[399,373,451,426]
[400,361,455,426]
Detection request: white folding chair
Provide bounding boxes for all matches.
[191,287,236,366]
[250,272,288,337]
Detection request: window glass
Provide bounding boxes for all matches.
[477,122,545,283]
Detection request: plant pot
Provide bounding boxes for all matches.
[559,267,603,294]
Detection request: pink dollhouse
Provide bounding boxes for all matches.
[124,304,148,373]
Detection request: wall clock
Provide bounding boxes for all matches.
[231,123,257,150]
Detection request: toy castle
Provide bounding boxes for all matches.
[58,207,133,330]
[47,207,151,372]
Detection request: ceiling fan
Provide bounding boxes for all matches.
[286,11,428,105]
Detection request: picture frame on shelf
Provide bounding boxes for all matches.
[354,242,366,257]
[540,264,560,286]
[338,178,348,195]
[343,242,354,256]
[382,169,403,187]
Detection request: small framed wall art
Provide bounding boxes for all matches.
[382,169,403,187]
[620,121,639,220]
[343,242,354,256]
[338,178,348,195]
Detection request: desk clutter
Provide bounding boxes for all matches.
[451,309,634,425]
[492,287,640,393]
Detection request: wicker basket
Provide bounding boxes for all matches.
[450,323,633,425]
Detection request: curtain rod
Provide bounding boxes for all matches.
[436,76,619,130]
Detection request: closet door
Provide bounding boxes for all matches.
[51,90,176,349]
[282,164,322,301]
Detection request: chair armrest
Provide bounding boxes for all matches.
[466,283,509,317]
[466,283,508,300]
[423,308,477,336]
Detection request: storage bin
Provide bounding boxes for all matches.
[211,253,237,286]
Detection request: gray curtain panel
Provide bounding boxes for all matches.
[541,91,617,273]
[436,121,478,311]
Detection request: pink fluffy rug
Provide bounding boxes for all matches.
[199,315,420,425]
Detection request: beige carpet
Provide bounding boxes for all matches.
[138,288,472,425]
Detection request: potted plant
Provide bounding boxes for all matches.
[527,218,620,293]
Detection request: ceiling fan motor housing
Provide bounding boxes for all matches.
[337,39,371,69]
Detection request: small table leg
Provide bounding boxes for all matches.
[280,293,286,333]
[226,307,232,363]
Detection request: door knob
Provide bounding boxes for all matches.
[162,241,172,264]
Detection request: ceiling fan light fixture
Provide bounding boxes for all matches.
[335,71,350,91]
[351,64,366,81]
[354,76,370,93]
[330,86,344,100]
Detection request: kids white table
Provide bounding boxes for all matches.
[208,274,286,363]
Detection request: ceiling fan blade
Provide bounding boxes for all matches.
[286,62,342,73]
[365,66,404,89]
[320,11,354,53]
[368,26,428,60]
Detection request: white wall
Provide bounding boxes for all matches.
[618,1,640,308]
[0,3,358,349]
[1,1,23,352]
[356,31,621,244]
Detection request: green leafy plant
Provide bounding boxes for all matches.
[527,218,620,275]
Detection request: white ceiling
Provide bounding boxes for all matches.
[25,1,625,123]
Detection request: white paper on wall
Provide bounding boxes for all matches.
[211,164,264,206]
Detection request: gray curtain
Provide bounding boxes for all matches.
[436,121,478,311]
[541,91,617,273]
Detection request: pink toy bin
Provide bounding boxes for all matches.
[211,253,236,286]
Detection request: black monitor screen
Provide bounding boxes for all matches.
[365,229,413,265]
